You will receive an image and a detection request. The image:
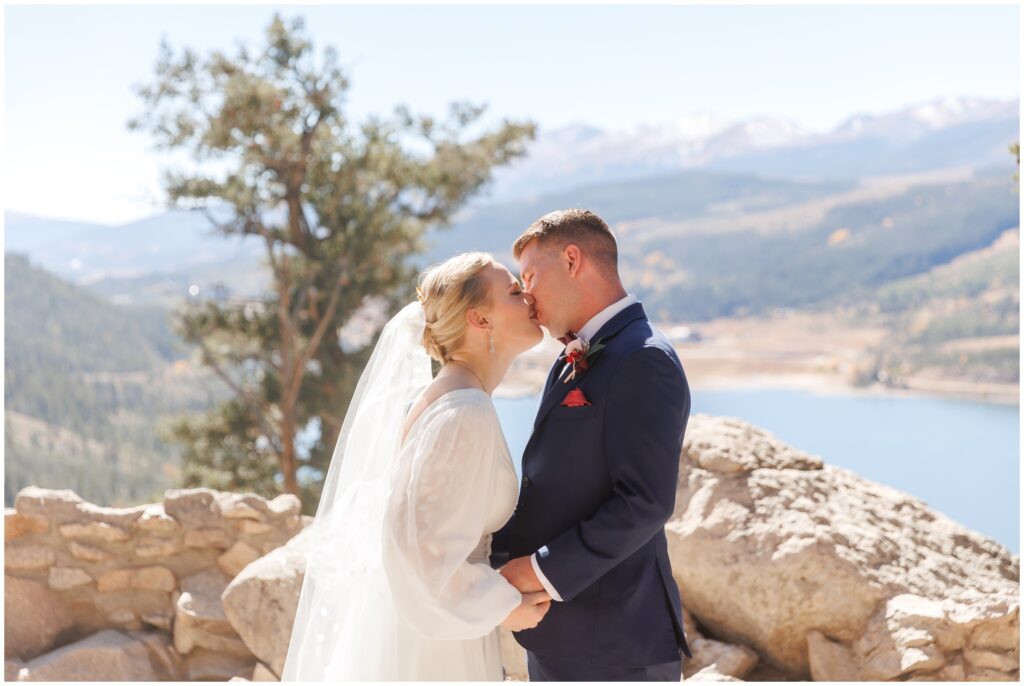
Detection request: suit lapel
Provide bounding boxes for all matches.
[542,352,567,396]
[532,302,648,432]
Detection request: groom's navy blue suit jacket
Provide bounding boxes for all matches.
[491,301,693,667]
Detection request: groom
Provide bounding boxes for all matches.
[491,209,694,681]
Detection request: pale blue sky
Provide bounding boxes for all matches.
[4,4,1020,224]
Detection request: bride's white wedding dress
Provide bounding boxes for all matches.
[280,301,523,681]
[382,387,521,680]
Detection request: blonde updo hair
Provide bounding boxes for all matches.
[416,252,494,364]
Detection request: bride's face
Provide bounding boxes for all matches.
[474,262,544,354]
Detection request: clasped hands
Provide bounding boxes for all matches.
[499,555,552,632]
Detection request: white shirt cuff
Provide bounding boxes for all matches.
[531,549,563,602]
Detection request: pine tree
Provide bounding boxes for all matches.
[128,14,534,511]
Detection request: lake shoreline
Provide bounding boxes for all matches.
[496,318,1019,407]
[495,368,1020,407]
[689,372,1020,407]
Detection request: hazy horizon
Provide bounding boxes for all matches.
[4,4,1019,224]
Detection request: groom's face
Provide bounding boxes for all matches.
[517,239,575,340]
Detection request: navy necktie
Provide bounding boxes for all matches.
[545,330,578,393]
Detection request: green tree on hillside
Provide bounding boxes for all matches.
[128,14,534,510]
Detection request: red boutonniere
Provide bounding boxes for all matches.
[561,336,607,384]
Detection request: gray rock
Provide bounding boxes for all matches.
[68,540,111,562]
[16,628,176,681]
[252,661,279,681]
[218,540,262,578]
[183,527,233,549]
[182,647,256,681]
[133,504,181,535]
[174,567,254,657]
[667,414,1020,679]
[14,487,85,525]
[59,521,130,543]
[5,658,26,681]
[47,567,93,591]
[164,488,222,528]
[222,526,315,677]
[4,576,74,660]
[687,665,743,681]
[5,545,56,571]
[683,636,759,680]
[5,509,49,541]
[74,502,148,528]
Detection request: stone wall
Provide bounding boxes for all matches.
[5,487,306,681]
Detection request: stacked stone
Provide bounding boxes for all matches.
[5,486,306,681]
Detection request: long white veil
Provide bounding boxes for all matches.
[281,300,433,680]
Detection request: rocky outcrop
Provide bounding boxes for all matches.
[6,412,1019,681]
[4,487,305,680]
[221,527,313,678]
[667,414,1020,681]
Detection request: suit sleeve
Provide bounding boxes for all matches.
[534,346,690,602]
[489,517,513,569]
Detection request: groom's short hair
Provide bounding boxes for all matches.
[512,208,618,273]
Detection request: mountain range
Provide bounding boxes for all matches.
[3,95,1018,315]
[484,95,1019,200]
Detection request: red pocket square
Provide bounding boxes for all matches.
[561,388,592,407]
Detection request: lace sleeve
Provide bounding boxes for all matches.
[382,399,523,640]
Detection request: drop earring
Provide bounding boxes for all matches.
[488,328,495,355]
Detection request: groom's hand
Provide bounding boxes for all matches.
[499,555,544,593]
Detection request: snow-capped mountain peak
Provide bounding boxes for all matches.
[485,95,1018,200]
[834,95,1019,140]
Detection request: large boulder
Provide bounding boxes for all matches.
[14,628,179,681]
[4,576,75,660]
[221,525,314,678]
[667,414,1020,680]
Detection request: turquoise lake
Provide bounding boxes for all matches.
[493,388,1020,554]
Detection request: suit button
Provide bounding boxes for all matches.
[522,476,532,488]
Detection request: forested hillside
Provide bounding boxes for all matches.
[4,253,223,505]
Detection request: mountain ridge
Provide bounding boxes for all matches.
[487,95,1019,200]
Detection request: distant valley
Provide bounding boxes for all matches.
[4,94,1018,506]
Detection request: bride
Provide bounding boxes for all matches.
[281,251,551,680]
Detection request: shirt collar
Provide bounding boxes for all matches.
[577,293,638,342]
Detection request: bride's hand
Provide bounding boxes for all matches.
[501,591,552,632]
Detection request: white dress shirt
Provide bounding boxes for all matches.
[529,293,639,602]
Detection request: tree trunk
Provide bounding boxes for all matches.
[280,410,300,497]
